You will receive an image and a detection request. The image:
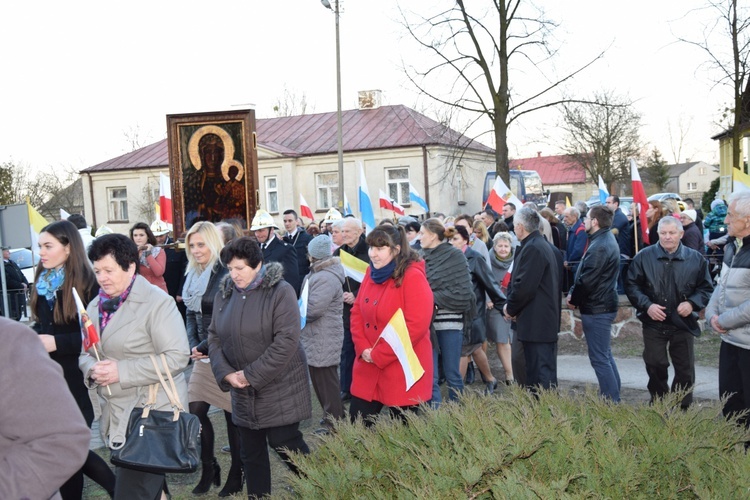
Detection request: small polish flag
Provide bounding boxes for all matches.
[378,189,405,215]
[300,194,314,220]
[159,173,173,224]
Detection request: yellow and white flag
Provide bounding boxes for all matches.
[27,201,49,261]
[733,167,750,192]
[339,251,368,283]
[377,308,424,391]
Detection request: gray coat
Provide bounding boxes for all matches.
[79,275,190,448]
[208,262,312,430]
[706,235,750,348]
[300,257,345,367]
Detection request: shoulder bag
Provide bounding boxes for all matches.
[110,354,201,473]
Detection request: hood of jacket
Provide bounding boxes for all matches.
[220,261,285,298]
[309,256,345,284]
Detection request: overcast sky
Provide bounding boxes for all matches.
[0,0,731,176]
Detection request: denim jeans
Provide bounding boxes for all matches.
[431,329,464,406]
[581,312,621,402]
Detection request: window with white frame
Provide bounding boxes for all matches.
[687,182,697,191]
[699,166,706,175]
[266,176,279,213]
[316,172,339,210]
[386,167,410,205]
[108,187,128,221]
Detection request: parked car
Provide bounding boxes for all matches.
[647,192,682,203]
[9,248,38,284]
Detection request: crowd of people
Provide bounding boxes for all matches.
[5,187,750,499]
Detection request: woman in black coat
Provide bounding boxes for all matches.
[30,220,115,499]
[447,225,506,394]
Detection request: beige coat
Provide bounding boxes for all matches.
[79,275,190,448]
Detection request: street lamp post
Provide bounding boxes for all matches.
[321,0,344,211]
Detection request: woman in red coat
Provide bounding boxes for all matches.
[350,224,434,425]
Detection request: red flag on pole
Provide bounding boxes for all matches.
[159,173,173,224]
[378,189,405,215]
[299,194,314,220]
[73,287,99,350]
[484,175,523,212]
[631,159,650,246]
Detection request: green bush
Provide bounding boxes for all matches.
[285,388,750,498]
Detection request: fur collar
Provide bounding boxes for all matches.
[220,261,285,298]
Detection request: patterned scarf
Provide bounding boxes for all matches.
[98,274,136,333]
[36,267,65,307]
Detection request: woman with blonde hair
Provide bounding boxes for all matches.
[472,220,491,249]
[182,221,243,496]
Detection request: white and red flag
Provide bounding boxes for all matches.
[299,194,314,220]
[485,175,523,212]
[631,159,650,246]
[159,173,173,224]
[379,189,405,215]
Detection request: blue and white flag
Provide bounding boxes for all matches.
[344,193,353,216]
[298,280,309,329]
[408,183,429,213]
[358,162,376,234]
[598,175,609,205]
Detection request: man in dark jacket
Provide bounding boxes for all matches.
[605,195,632,294]
[563,207,587,292]
[2,247,28,320]
[625,216,713,408]
[333,217,370,400]
[567,205,622,401]
[282,209,313,281]
[251,210,301,296]
[503,207,560,391]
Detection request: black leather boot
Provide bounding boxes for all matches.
[192,458,221,495]
[218,465,244,497]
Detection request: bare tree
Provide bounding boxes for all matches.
[666,115,693,164]
[559,90,644,194]
[398,0,605,185]
[272,86,314,117]
[677,0,750,172]
[123,124,151,152]
[132,176,159,224]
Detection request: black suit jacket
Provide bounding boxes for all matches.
[263,236,301,296]
[283,229,313,282]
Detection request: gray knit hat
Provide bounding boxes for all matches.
[308,234,333,260]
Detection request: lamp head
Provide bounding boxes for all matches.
[321,0,332,9]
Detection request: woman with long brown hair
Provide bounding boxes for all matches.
[31,220,116,498]
[646,201,666,246]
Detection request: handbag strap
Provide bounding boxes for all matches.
[148,354,185,421]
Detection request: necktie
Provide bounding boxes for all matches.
[261,243,266,251]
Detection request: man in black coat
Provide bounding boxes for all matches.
[282,209,313,282]
[333,217,370,400]
[605,195,632,294]
[251,210,301,296]
[503,207,560,391]
[625,216,713,409]
[2,246,28,320]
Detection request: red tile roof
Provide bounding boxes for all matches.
[82,105,493,172]
[509,154,586,185]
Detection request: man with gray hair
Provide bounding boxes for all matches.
[626,216,713,408]
[504,206,561,391]
[333,217,370,401]
[563,206,586,291]
[706,190,750,430]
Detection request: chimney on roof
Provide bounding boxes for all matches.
[358,90,382,110]
[537,151,542,157]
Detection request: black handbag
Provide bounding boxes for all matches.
[110,354,201,474]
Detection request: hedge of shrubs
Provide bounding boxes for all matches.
[285,388,750,498]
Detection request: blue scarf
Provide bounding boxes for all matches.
[370,259,396,284]
[36,267,66,307]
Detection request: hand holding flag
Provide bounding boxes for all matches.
[73,287,110,395]
[373,308,425,390]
